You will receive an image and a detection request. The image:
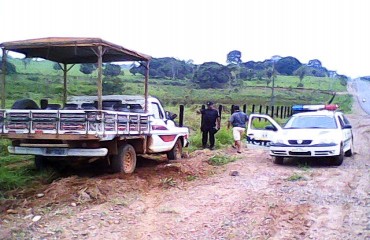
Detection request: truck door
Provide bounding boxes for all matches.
[149,102,180,152]
[246,114,282,148]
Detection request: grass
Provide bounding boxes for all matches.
[286,172,305,182]
[208,154,237,166]
[160,177,177,188]
[0,139,57,195]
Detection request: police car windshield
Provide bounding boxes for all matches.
[284,115,337,129]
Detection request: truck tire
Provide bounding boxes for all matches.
[111,144,137,173]
[34,156,47,170]
[11,99,39,109]
[166,139,182,160]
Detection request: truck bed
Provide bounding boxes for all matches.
[0,109,151,140]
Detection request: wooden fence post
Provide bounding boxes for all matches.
[218,105,223,119]
[252,104,255,113]
[179,104,184,127]
[243,104,247,114]
[271,106,274,118]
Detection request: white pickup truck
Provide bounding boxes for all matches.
[0,37,190,174]
[0,95,189,173]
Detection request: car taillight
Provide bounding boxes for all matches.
[159,135,176,142]
[152,125,168,130]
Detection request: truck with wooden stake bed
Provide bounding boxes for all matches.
[0,37,189,173]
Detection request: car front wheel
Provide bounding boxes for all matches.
[273,156,284,165]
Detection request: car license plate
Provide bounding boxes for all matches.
[45,148,67,155]
[293,148,305,152]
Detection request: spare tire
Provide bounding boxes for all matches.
[11,99,39,109]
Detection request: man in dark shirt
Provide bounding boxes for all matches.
[201,101,220,150]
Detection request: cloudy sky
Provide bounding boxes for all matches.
[1,0,369,78]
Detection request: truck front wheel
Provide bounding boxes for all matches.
[166,139,182,160]
[112,144,137,173]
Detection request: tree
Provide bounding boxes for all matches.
[226,50,242,65]
[192,62,231,89]
[0,60,17,74]
[79,63,97,75]
[22,58,32,69]
[275,56,301,75]
[103,77,124,95]
[103,64,121,77]
[294,65,307,84]
[53,63,62,71]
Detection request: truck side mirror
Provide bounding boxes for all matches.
[166,111,177,120]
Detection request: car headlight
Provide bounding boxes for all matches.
[317,138,336,144]
[273,139,284,144]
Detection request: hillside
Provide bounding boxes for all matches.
[2,57,351,111]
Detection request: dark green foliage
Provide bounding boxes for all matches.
[103,63,122,77]
[192,62,231,89]
[275,57,301,75]
[226,50,242,64]
[337,74,348,86]
[102,77,123,95]
[308,59,322,68]
[53,63,62,71]
[80,63,97,75]
[130,58,194,80]
[0,60,17,74]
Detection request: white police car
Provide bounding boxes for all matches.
[246,104,353,166]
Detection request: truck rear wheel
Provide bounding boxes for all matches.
[166,139,182,160]
[112,144,137,173]
[34,156,47,170]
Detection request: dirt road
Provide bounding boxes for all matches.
[1,90,369,239]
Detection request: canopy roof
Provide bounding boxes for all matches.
[0,37,151,64]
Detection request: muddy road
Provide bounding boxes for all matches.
[1,93,369,239]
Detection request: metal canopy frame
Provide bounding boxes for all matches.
[0,37,151,111]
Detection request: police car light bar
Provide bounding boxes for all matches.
[292,104,338,113]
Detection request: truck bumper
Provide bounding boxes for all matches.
[8,146,108,157]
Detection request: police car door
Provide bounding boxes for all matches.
[246,114,282,148]
[337,113,353,153]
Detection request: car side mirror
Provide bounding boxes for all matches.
[265,125,277,131]
[343,124,352,129]
[166,111,177,120]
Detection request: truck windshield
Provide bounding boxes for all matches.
[284,115,337,129]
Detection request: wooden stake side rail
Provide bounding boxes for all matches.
[0,109,151,138]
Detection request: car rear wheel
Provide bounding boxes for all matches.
[166,139,182,160]
[111,144,137,173]
[273,156,284,165]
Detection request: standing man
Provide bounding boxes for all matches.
[228,105,249,153]
[201,101,220,150]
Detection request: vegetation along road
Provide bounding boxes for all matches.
[0,83,369,239]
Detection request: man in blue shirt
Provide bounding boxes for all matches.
[227,105,249,153]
